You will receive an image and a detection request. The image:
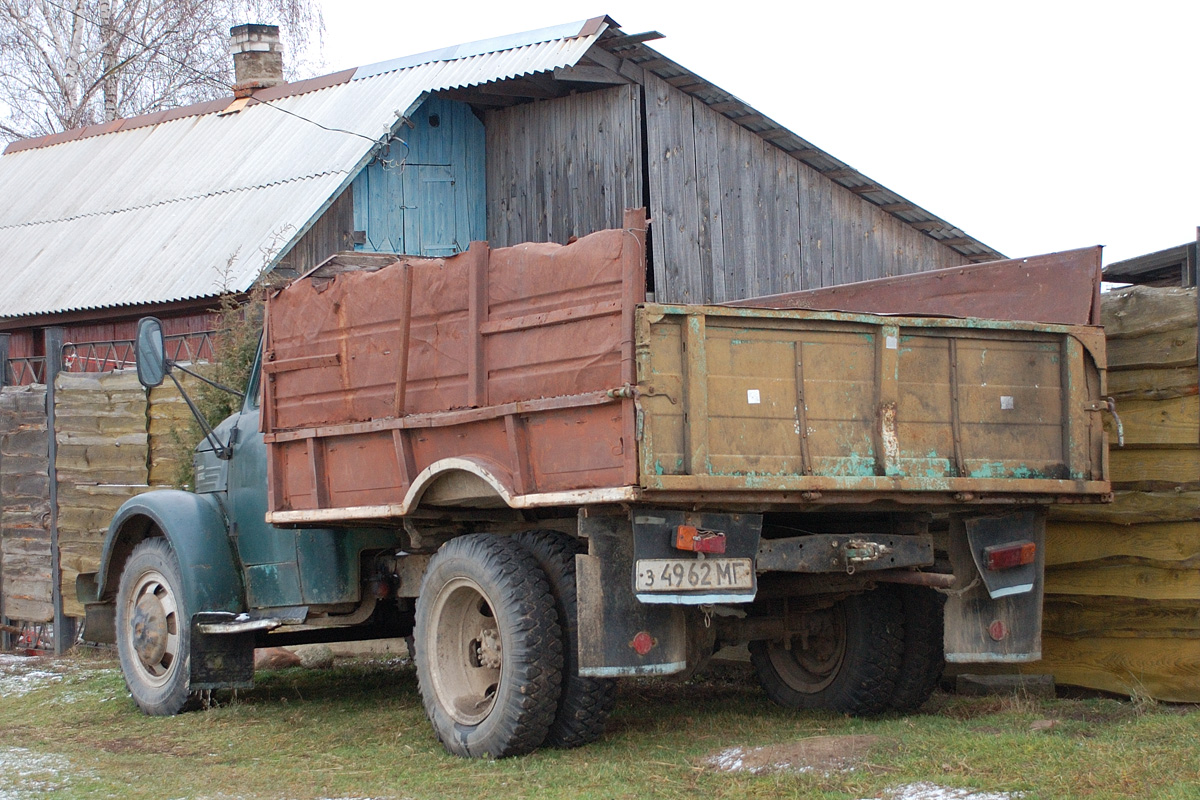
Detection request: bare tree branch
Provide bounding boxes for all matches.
[0,0,323,140]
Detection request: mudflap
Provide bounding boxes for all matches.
[944,507,1045,663]
[190,625,255,691]
[575,510,688,677]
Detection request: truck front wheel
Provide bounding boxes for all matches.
[115,537,192,716]
[749,589,904,716]
[415,534,563,758]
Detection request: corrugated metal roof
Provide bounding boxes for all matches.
[0,19,604,319]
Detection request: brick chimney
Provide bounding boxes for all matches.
[230,24,284,97]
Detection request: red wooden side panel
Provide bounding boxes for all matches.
[264,210,647,516]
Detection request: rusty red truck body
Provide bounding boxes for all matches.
[85,210,1111,758]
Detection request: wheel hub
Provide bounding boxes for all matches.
[132,594,169,668]
[477,627,502,670]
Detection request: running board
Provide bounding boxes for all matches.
[194,607,307,635]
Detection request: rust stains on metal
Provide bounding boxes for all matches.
[728,246,1103,327]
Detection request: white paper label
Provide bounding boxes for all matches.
[1001,396,1014,410]
[747,389,761,404]
[886,335,898,350]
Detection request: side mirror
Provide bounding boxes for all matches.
[135,317,168,388]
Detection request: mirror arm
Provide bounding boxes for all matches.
[169,361,245,398]
[168,372,234,460]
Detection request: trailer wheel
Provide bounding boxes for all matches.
[415,534,563,758]
[749,589,903,716]
[513,531,616,748]
[888,585,945,712]
[115,537,192,716]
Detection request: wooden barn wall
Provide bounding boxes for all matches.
[276,187,355,277]
[643,72,967,304]
[485,84,643,247]
[54,371,150,618]
[353,95,487,258]
[0,384,52,623]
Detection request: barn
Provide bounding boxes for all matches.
[0,16,1000,648]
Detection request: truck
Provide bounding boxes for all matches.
[79,210,1112,758]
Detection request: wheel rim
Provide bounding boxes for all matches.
[428,576,502,726]
[124,568,181,688]
[766,603,846,693]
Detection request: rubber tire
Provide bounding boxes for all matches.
[512,531,617,748]
[888,585,945,713]
[115,537,192,716]
[749,589,904,717]
[415,534,563,758]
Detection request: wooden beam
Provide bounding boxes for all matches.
[849,184,884,195]
[553,64,627,85]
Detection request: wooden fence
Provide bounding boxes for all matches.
[1,370,195,632]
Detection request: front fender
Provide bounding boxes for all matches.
[94,489,246,616]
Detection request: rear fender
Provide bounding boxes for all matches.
[93,490,246,616]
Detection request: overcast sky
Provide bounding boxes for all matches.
[317,0,1197,267]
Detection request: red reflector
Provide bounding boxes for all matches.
[674,525,727,554]
[984,541,1036,570]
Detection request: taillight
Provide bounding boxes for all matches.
[983,541,1036,570]
[674,525,727,554]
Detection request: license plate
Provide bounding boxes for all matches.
[635,558,754,592]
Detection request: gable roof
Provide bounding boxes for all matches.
[0,15,1000,322]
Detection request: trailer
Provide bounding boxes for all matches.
[80,210,1110,757]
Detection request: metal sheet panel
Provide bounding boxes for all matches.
[728,247,1104,326]
[0,28,601,319]
[261,211,647,516]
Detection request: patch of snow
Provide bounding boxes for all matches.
[0,668,62,698]
[862,782,1025,800]
[0,747,73,800]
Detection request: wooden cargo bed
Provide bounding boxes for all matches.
[262,211,1109,525]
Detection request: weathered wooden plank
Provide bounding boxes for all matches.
[1106,447,1200,489]
[644,72,702,303]
[1045,563,1200,601]
[1107,328,1198,370]
[485,85,641,250]
[1101,285,1197,339]
[1043,596,1200,639]
[1,384,51,624]
[1046,521,1200,567]
[1050,490,1200,524]
[1108,396,1198,446]
[1108,366,1197,401]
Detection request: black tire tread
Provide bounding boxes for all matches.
[513,530,616,748]
[115,537,192,716]
[888,585,945,713]
[749,589,905,717]
[415,534,563,758]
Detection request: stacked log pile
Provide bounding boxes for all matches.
[147,377,198,488]
[0,385,52,623]
[54,371,149,617]
[1040,286,1200,701]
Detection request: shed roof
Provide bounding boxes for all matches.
[0,15,1000,322]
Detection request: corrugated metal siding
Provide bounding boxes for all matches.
[0,30,600,319]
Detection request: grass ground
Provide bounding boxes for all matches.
[1,649,1197,800]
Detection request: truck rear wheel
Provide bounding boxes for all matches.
[115,537,192,716]
[415,534,563,758]
[888,585,945,712]
[513,530,616,748]
[749,589,904,716]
